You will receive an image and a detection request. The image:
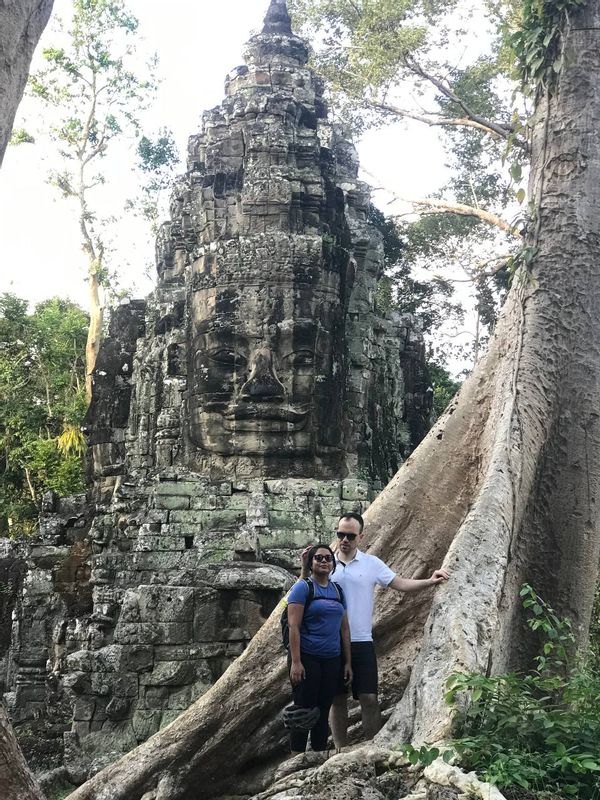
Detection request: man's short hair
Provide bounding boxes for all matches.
[338,512,364,533]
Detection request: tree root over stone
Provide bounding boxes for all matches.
[244,746,507,800]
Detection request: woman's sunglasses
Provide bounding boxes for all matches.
[313,554,334,562]
[336,532,357,541]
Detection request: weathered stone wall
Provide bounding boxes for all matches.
[1,0,432,781]
[84,300,147,505]
[1,494,93,772]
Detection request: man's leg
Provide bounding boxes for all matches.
[329,693,348,749]
[358,692,382,739]
[352,642,381,739]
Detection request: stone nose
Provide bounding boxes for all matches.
[240,347,285,400]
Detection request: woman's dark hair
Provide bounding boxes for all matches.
[307,543,336,574]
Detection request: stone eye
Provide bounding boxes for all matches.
[208,349,247,366]
[285,350,315,367]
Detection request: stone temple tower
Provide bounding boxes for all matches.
[1,0,430,780]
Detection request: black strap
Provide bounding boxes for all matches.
[303,577,315,611]
[305,577,344,606]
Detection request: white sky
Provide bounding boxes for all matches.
[0,0,475,369]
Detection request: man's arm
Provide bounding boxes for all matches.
[340,613,352,684]
[388,569,450,593]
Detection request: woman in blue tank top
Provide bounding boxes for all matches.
[286,544,352,754]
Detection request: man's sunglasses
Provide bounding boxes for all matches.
[313,554,334,563]
[336,532,357,541]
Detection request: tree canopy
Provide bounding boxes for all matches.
[0,294,88,533]
[17,0,178,400]
[288,0,531,368]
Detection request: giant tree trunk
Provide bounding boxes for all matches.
[0,703,46,800]
[0,0,54,166]
[66,5,600,800]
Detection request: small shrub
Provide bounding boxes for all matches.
[446,585,600,799]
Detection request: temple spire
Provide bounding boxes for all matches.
[262,0,293,35]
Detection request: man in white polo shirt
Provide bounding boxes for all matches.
[302,512,449,747]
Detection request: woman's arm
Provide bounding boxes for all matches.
[299,546,313,580]
[340,612,352,684]
[288,603,305,686]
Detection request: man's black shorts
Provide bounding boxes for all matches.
[338,641,378,699]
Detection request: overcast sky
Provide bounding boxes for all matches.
[0,0,454,306]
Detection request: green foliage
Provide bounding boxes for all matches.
[440,56,513,209]
[289,0,422,110]
[370,206,465,338]
[445,585,600,798]
[24,0,177,301]
[506,0,587,96]
[130,128,179,227]
[427,361,461,416]
[9,128,36,145]
[30,0,153,152]
[0,294,88,534]
[397,742,454,767]
[290,0,527,366]
[589,584,600,675]
[137,130,178,173]
[289,0,458,115]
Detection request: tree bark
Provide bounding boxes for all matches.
[0,703,46,800]
[65,3,600,799]
[85,269,103,403]
[380,1,600,746]
[0,0,54,166]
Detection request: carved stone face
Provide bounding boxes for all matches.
[188,283,343,459]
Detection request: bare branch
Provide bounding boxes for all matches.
[442,254,515,282]
[404,57,530,152]
[24,468,37,504]
[367,99,514,139]
[362,168,522,239]
[77,67,98,161]
[397,198,522,239]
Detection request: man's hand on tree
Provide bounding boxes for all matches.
[430,568,450,585]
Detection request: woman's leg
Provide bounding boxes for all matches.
[289,652,321,753]
[310,655,341,752]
